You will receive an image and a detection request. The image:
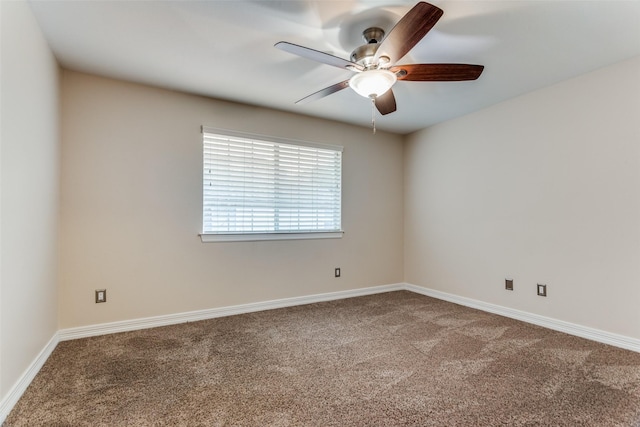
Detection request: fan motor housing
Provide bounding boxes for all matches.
[350,27,386,68]
[350,44,379,67]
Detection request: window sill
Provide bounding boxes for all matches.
[199,231,344,243]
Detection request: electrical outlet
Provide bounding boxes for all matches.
[505,278,513,291]
[95,289,107,303]
[335,268,341,278]
[537,284,547,297]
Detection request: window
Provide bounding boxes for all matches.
[201,127,343,242]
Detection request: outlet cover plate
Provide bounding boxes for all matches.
[537,284,547,297]
[95,289,107,303]
[505,279,513,291]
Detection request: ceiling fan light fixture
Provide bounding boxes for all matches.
[349,69,397,98]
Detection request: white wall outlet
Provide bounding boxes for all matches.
[537,284,547,297]
[95,289,107,303]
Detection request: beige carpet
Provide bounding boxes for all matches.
[5,291,640,426]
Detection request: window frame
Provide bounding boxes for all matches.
[200,127,344,243]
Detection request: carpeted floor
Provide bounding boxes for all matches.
[5,291,640,426]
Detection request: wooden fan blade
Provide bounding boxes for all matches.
[391,64,484,81]
[275,42,363,71]
[375,90,397,115]
[295,80,350,105]
[374,2,443,65]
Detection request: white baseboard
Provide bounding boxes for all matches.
[58,283,404,341]
[4,282,639,423]
[0,333,59,424]
[404,283,640,353]
[58,282,640,352]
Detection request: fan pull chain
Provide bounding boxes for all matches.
[370,96,376,134]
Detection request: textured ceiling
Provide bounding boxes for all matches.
[29,0,640,134]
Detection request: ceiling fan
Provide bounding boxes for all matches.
[275,1,484,121]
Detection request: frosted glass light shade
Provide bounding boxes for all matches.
[349,69,397,98]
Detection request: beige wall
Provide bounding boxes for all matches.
[405,56,640,339]
[59,70,404,329]
[0,0,60,399]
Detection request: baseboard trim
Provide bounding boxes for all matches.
[58,283,404,341]
[0,333,59,424]
[404,283,640,353]
[56,282,640,351]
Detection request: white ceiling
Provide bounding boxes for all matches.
[29,0,640,134]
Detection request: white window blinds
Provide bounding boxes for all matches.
[202,127,342,240]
